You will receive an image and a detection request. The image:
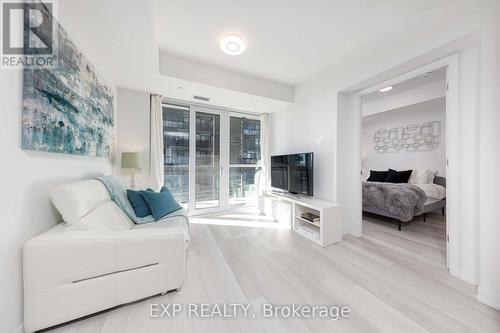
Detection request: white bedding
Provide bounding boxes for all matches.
[424,198,442,205]
[414,183,446,201]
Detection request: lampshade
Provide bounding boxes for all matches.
[121,152,141,169]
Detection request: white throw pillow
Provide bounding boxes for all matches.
[65,201,133,231]
[413,169,436,184]
[408,170,417,184]
[428,169,438,183]
[50,179,111,224]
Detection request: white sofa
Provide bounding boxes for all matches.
[23,179,187,332]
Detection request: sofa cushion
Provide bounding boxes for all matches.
[51,180,111,224]
[23,225,186,293]
[132,214,190,241]
[140,187,182,221]
[65,202,134,231]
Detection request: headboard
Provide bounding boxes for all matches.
[434,176,446,188]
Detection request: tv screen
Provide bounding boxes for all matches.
[271,153,314,196]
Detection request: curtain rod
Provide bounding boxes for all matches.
[163,97,264,117]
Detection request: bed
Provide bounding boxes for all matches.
[362,176,446,231]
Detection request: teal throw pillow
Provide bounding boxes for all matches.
[140,187,182,221]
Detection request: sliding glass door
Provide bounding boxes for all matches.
[229,115,261,207]
[162,104,190,209]
[163,102,261,215]
[194,111,221,210]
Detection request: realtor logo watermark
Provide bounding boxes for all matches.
[1,0,57,69]
[151,303,352,321]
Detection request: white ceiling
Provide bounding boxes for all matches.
[362,97,446,124]
[361,68,446,117]
[58,0,480,113]
[362,68,446,120]
[362,67,446,103]
[153,0,463,86]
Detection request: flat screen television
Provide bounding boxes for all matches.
[271,152,314,196]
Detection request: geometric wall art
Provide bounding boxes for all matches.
[21,5,114,158]
[374,121,441,153]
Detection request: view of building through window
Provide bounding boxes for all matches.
[195,112,220,209]
[162,104,190,208]
[229,116,261,206]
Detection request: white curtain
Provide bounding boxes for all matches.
[257,113,270,195]
[149,94,164,191]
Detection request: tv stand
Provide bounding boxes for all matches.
[262,192,342,247]
[271,190,302,200]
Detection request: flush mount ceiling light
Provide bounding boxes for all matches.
[379,86,393,92]
[220,34,246,56]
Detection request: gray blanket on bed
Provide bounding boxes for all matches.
[362,182,426,222]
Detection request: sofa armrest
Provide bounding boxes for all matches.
[23,228,186,291]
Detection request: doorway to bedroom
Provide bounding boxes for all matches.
[339,48,481,285]
[360,67,448,269]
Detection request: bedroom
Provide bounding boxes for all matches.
[361,68,448,267]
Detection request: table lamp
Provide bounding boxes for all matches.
[121,152,141,189]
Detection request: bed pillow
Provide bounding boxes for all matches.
[366,170,389,182]
[385,169,413,183]
[408,170,417,184]
[413,169,436,184]
[140,186,182,221]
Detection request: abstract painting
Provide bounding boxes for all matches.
[374,121,441,153]
[22,6,114,157]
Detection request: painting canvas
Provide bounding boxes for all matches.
[22,6,114,157]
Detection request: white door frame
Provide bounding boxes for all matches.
[227,111,262,208]
[189,105,229,216]
[342,54,460,276]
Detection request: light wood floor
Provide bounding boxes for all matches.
[46,211,500,333]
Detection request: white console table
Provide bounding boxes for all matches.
[261,192,342,247]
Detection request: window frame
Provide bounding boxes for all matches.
[228,112,262,207]
[162,99,263,213]
[161,103,191,209]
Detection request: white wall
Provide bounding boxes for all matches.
[477,17,500,310]
[159,53,294,102]
[0,5,117,333]
[270,93,336,201]
[361,98,446,177]
[362,79,446,117]
[457,47,480,285]
[270,4,499,308]
[115,89,151,189]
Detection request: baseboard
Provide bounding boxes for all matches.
[13,323,24,333]
[459,268,479,286]
[477,286,500,310]
[343,229,361,238]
